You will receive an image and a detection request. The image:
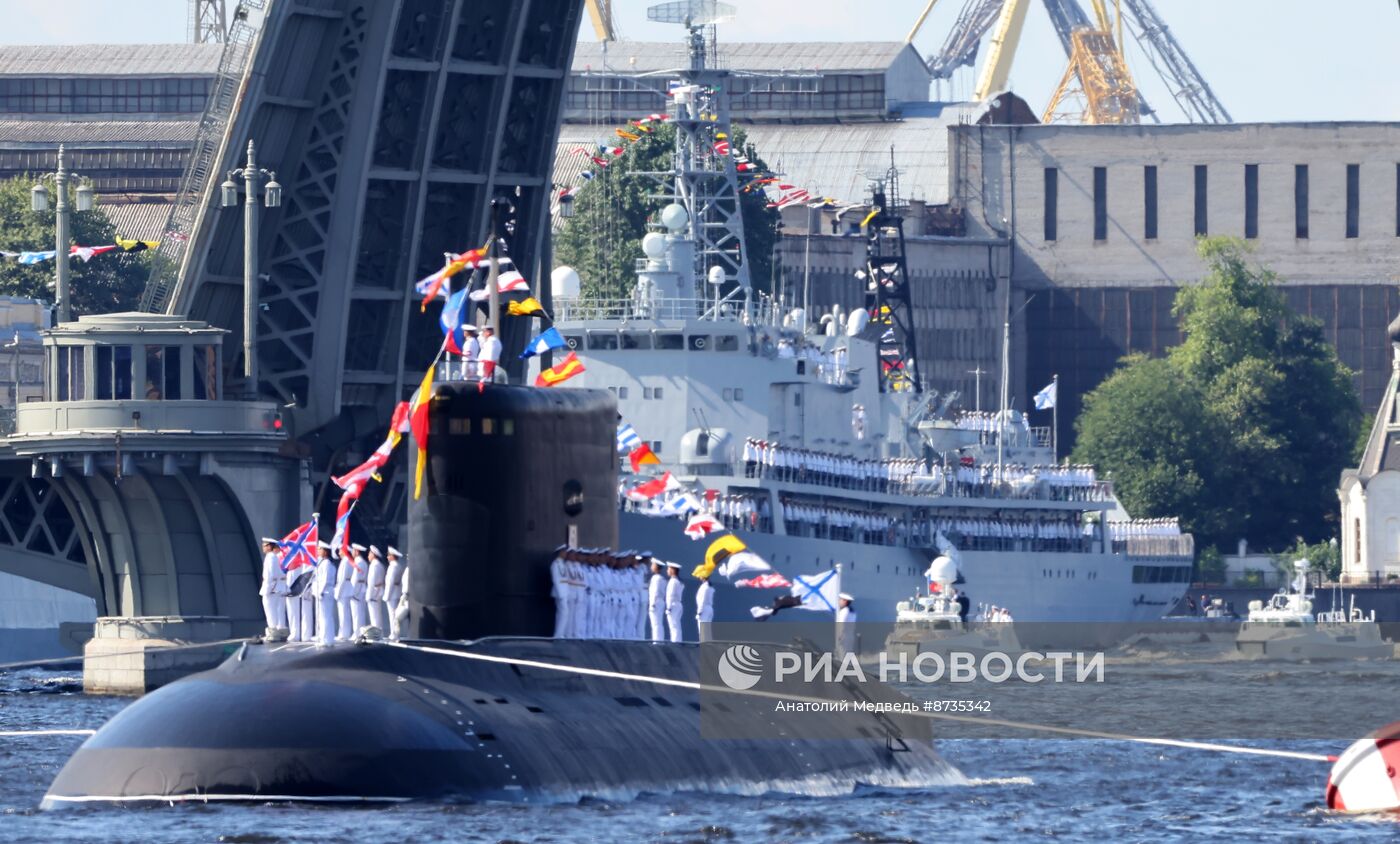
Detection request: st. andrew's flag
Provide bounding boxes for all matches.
[1034,380,1057,411]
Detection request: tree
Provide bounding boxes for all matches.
[1073,238,1362,552]
[555,124,778,301]
[0,177,148,316]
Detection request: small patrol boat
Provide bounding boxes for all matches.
[884,554,1023,660]
[1235,560,1392,660]
[43,384,960,806]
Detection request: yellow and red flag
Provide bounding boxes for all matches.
[628,442,660,473]
[535,351,585,388]
[409,365,435,500]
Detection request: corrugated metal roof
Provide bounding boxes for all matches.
[555,102,986,209]
[0,118,199,145]
[0,44,223,77]
[573,41,916,74]
[99,201,173,241]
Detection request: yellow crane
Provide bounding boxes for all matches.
[973,0,1032,102]
[585,0,617,42]
[1042,0,1141,124]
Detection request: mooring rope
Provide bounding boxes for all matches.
[385,641,1334,763]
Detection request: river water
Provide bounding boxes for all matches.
[0,666,1394,843]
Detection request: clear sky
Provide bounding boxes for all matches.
[8,0,1400,124]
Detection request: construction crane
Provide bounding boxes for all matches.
[912,0,1228,124]
[188,0,227,44]
[585,0,617,41]
[1042,0,1143,124]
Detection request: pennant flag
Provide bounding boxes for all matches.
[409,364,434,500]
[70,244,118,262]
[519,326,568,360]
[713,140,731,156]
[508,296,547,318]
[718,550,772,580]
[750,570,841,618]
[704,534,746,573]
[736,572,792,589]
[616,422,642,452]
[684,511,721,540]
[626,471,673,502]
[115,237,160,252]
[1034,380,1057,411]
[439,288,472,354]
[278,516,319,575]
[616,129,641,142]
[468,269,532,302]
[628,442,660,473]
[416,246,487,312]
[331,498,356,559]
[535,351,585,387]
[859,207,881,228]
[17,250,56,265]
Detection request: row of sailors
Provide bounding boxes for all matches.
[925,517,1092,553]
[943,463,1103,501]
[744,438,922,493]
[954,411,1005,433]
[1107,518,1182,539]
[550,547,651,640]
[549,548,716,643]
[714,494,772,533]
[258,540,411,645]
[973,603,1015,623]
[782,499,899,546]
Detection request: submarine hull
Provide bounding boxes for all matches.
[44,638,958,806]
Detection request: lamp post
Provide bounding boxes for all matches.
[220,139,281,396]
[30,145,94,325]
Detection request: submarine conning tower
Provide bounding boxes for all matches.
[407,384,618,641]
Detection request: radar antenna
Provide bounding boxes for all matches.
[638,0,751,297]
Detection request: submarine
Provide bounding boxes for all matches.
[43,384,959,806]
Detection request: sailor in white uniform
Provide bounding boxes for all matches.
[258,538,287,634]
[664,561,684,643]
[695,569,714,643]
[550,545,570,638]
[312,542,338,645]
[366,545,387,632]
[646,557,665,642]
[836,593,857,658]
[385,546,405,639]
[334,547,355,640]
[299,559,317,642]
[349,543,369,636]
[393,560,411,640]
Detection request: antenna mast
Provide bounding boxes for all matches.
[188,0,228,43]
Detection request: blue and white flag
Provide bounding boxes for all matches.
[18,250,56,265]
[1034,380,1057,411]
[330,501,355,556]
[519,326,568,360]
[660,492,702,516]
[617,422,642,452]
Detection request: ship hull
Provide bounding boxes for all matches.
[43,637,958,806]
[621,512,1187,637]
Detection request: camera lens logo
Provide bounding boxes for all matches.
[716,644,764,690]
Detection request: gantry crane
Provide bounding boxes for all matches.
[907,0,1229,125]
[586,0,617,41]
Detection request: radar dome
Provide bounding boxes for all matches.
[660,203,689,233]
[551,266,581,299]
[846,309,870,336]
[642,232,667,260]
[925,555,959,587]
[707,266,726,286]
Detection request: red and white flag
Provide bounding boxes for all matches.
[626,472,673,502]
[736,572,792,589]
[684,511,721,540]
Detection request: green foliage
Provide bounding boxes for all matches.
[0,177,147,316]
[1273,537,1342,583]
[1195,546,1226,584]
[1073,238,1362,552]
[555,125,779,300]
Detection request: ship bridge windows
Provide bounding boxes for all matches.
[653,332,683,350]
[587,332,619,350]
[621,332,651,350]
[1132,565,1191,584]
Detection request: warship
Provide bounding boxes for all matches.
[541,1,1194,637]
[44,384,959,805]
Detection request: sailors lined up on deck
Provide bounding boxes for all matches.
[1107,519,1191,557]
[550,547,650,640]
[929,516,1090,553]
[744,437,922,493]
[974,603,1014,623]
[781,498,899,546]
[259,539,410,644]
[947,462,1102,501]
[714,494,772,532]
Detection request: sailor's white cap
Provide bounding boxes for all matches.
[261,537,279,545]
[387,546,402,557]
[665,561,681,570]
[839,592,854,601]
[351,543,367,553]
[462,324,479,333]
[316,541,332,550]
[368,545,382,557]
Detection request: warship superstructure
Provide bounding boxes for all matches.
[544,2,1194,635]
